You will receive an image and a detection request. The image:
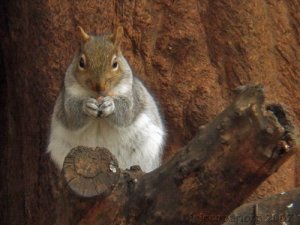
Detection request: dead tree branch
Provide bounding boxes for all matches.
[61,85,298,225]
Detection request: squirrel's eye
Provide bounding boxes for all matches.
[111,56,118,71]
[112,61,118,69]
[79,55,86,70]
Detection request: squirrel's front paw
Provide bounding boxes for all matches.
[98,96,115,117]
[83,98,100,118]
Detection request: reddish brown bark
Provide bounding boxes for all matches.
[1,1,300,225]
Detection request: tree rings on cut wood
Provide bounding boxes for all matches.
[63,146,120,197]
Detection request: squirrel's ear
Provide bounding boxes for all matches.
[77,26,90,42]
[110,26,123,48]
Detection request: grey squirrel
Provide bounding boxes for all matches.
[47,26,166,172]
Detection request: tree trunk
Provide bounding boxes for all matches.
[1,1,300,225]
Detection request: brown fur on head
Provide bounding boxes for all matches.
[74,26,124,95]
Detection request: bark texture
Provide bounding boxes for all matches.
[62,85,297,225]
[1,1,300,225]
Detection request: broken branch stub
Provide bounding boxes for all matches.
[117,85,297,225]
[63,146,120,197]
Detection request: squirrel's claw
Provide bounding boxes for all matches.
[83,98,100,118]
[98,96,115,117]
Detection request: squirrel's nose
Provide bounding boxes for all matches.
[95,84,101,93]
[94,81,107,95]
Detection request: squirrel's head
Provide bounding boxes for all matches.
[73,26,127,95]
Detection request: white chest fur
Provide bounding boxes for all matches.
[48,112,164,172]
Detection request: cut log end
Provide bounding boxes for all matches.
[63,146,120,197]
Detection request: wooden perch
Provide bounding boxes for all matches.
[62,85,298,225]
